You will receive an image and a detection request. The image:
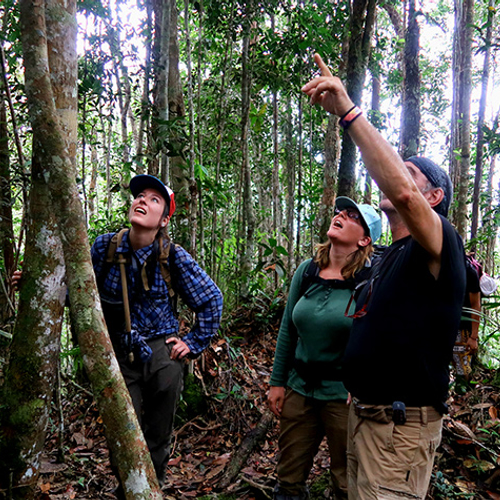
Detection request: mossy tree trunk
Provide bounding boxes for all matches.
[14,1,162,498]
[0,0,75,496]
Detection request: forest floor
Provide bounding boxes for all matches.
[35,302,500,500]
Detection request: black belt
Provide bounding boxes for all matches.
[352,399,442,425]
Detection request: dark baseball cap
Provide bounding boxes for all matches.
[129,174,176,217]
[406,156,452,217]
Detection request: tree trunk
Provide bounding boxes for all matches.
[484,154,497,274]
[17,2,162,498]
[239,18,255,298]
[136,0,153,174]
[168,2,192,251]
[183,0,198,258]
[0,86,14,323]
[317,115,340,242]
[285,96,295,275]
[450,0,473,237]
[107,25,132,166]
[210,5,235,278]
[470,0,494,247]
[0,163,66,500]
[149,0,171,178]
[399,0,420,159]
[0,0,76,495]
[295,98,303,268]
[337,0,377,198]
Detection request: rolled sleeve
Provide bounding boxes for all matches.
[172,246,223,355]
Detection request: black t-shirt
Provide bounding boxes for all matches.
[342,216,466,413]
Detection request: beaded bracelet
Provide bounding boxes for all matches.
[339,106,363,130]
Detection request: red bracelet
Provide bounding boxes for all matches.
[340,106,363,129]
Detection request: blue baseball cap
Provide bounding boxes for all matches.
[335,196,382,243]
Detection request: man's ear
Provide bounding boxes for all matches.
[426,187,444,209]
[358,235,371,248]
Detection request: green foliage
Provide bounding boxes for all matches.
[177,372,208,421]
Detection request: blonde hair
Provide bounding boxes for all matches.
[314,241,374,280]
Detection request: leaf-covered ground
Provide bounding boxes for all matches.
[35,303,500,499]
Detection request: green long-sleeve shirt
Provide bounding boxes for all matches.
[269,259,355,401]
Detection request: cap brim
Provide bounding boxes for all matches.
[335,196,368,229]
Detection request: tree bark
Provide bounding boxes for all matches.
[0,0,75,495]
[470,0,494,247]
[218,410,274,490]
[239,6,256,298]
[168,2,192,251]
[450,0,473,237]
[337,0,377,198]
[150,0,171,178]
[0,85,14,322]
[285,96,295,275]
[17,2,162,498]
[399,0,420,159]
[136,0,153,174]
[318,115,340,242]
[210,5,235,278]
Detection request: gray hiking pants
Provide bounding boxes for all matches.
[113,335,184,484]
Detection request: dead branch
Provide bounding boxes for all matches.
[218,409,275,490]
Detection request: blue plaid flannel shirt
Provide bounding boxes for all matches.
[91,231,223,361]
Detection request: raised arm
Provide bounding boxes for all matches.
[302,54,443,267]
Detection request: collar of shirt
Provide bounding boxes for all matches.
[116,230,155,267]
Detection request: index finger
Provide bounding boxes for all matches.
[314,53,333,77]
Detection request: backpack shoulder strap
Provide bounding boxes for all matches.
[157,236,179,316]
[96,229,128,291]
[106,228,129,263]
[297,258,320,301]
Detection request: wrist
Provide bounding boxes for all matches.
[339,105,363,129]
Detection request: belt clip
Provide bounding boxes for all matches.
[392,401,406,425]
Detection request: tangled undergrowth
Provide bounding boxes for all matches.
[34,300,500,499]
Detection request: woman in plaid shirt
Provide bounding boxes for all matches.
[91,174,223,488]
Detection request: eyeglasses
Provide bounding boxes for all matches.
[344,277,375,319]
[334,207,361,222]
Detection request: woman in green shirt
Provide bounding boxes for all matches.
[268,197,381,500]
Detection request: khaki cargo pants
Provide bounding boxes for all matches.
[276,389,349,499]
[347,401,442,499]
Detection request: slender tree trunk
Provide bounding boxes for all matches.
[470,0,494,247]
[17,2,162,498]
[364,72,382,203]
[239,19,255,298]
[450,0,473,237]
[184,0,198,256]
[295,98,303,267]
[399,0,420,159]
[150,0,171,178]
[285,96,295,275]
[107,26,132,166]
[337,0,377,198]
[210,4,234,277]
[318,115,340,242]
[136,0,153,174]
[196,0,205,264]
[484,154,497,274]
[0,85,14,319]
[168,2,192,251]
